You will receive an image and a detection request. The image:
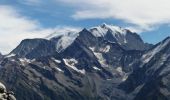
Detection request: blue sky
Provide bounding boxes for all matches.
[0,0,170,54]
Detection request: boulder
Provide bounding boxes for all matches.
[0,82,16,100]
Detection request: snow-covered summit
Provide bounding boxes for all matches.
[46,30,79,40]
[47,23,129,40]
[42,23,149,52]
[89,23,130,45]
[89,23,128,37]
[47,23,130,51]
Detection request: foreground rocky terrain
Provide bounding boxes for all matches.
[1,23,170,100]
[0,82,16,100]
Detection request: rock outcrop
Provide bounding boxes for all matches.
[0,82,16,100]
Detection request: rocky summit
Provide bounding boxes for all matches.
[2,24,170,100]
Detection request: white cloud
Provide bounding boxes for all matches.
[45,26,81,39]
[58,0,170,32]
[125,26,157,33]
[0,5,80,54]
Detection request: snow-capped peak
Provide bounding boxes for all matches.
[101,23,125,33]
[89,23,130,45]
[42,23,143,53]
[46,30,79,40]
[89,23,127,37]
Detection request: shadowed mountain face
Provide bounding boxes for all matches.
[10,39,56,59]
[119,37,170,100]
[2,24,170,100]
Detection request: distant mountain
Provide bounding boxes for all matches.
[47,24,152,54]
[1,23,166,100]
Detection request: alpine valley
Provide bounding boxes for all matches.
[0,23,170,100]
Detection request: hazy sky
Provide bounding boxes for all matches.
[0,0,170,54]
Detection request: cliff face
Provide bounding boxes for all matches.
[0,82,16,100]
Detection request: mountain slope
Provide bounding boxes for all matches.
[119,37,170,100]
[60,29,144,80]
[0,23,158,100]
[48,24,152,53]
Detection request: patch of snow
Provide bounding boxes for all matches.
[124,38,127,43]
[90,47,108,67]
[19,58,35,65]
[122,75,128,81]
[107,79,112,81]
[89,47,95,52]
[43,66,47,69]
[93,52,108,67]
[93,66,101,71]
[128,63,133,66]
[54,59,61,63]
[6,54,16,58]
[19,58,26,62]
[116,67,123,73]
[19,58,31,63]
[63,58,85,74]
[116,67,128,81]
[52,58,61,63]
[55,67,64,72]
[11,59,15,62]
[102,45,110,53]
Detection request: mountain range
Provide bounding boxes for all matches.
[0,23,169,100]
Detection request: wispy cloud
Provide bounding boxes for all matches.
[0,5,80,54]
[58,0,170,32]
[45,26,81,39]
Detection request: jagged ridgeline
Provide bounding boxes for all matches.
[2,23,170,100]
